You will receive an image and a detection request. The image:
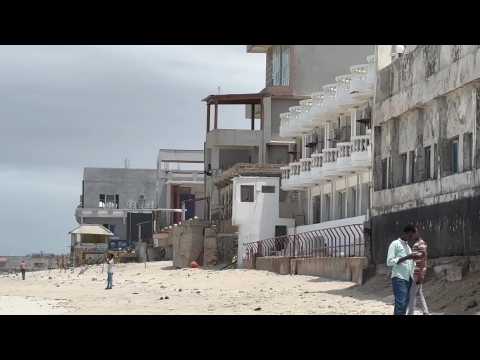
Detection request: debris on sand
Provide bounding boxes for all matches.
[254,307,262,311]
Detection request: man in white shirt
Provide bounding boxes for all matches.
[386,224,421,315]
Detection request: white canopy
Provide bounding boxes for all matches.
[68,224,114,236]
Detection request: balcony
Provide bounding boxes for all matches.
[336,142,354,174]
[317,84,339,124]
[321,147,339,179]
[281,163,306,191]
[349,55,376,102]
[351,133,372,170]
[335,74,357,113]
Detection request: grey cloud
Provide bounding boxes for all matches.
[0,45,264,255]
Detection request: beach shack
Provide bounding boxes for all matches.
[69,224,113,266]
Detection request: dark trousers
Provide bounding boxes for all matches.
[21,269,25,280]
[106,272,113,289]
[392,277,412,315]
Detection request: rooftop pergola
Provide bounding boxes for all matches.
[202,93,265,134]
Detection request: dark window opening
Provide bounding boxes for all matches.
[99,194,119,209]
[381,158,388,190]
[240,185,255,202]
[409,150,416,183]
[424,146,431,179]
[400,153,407,185]
[323,194,331,222]
[337,191,346,219]
[464,132,473,171]
[451,138,459,174]
[313,195,321,224]
[261,185,275,194]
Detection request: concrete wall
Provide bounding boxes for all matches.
[290,45,375,96]
[291,257,368,285]
[171,222,205,268]
[253,256,369,285]
[256,256,291,275]
[83,168,157,209]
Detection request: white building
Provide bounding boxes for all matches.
[232,175,294,267]
[279,53,377,248]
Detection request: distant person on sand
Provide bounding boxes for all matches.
[20,260,27,280]
[105,253,114,290]
[407,236,430,315]
[386,224,421,315]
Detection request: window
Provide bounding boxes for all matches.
[349,187,357,217]
[99,194,119,209]
[137,194,146,209]
[313,195,321,224]
[400,153,407,185]
[388,157,393,189]
[463,132,473,171]
[409,150,416,184]
[272,46,290,86]
[99,194,105,208]
[434,143,438,178]
[451,138,459,174]
[337,191,346,219]
[279,190,287,202]
[323,194,331,222]
[381,158,388,190]
[424,146,431,179]
[240,185,254,202]
[261,185,275,194]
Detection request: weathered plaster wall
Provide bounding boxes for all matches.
[371,45,480,262]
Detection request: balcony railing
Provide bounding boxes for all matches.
[279,54,376,139]
[351,134,372,168]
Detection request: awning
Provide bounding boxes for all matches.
[68,224,114,236]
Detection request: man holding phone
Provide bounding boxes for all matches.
[386,224,421,315]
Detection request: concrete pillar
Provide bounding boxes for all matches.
[376,45,393,71]
[356,174,361,216]
[350,109,357,138]
[475,88,480,169]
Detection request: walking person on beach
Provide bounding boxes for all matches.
[386,224,421,315]
[20,260,27,280]
[407,236,430,315]
[105,253,114,290]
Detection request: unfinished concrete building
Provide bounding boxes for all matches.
[75,167,157,250]
[155,149,205,227]
[371,45,480,264]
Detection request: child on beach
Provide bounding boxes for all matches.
[105,253,114,290]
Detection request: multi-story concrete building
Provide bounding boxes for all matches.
[274,47,375,257]
[75,167,157,249]
[371,45,480,264]
[202,45,374,266]
[155,149,204,229]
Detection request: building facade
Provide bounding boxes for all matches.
[75,167,157,249]
[279,51,376,247]
[371,45,480,263]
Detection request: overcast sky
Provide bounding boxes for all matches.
[0,45,266,255]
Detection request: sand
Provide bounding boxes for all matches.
[1,261,478,315]
[0,261,392,315]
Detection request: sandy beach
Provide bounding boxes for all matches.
[1,261,478,315]
[0,261,393,315]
